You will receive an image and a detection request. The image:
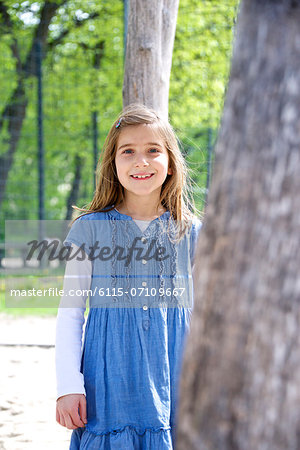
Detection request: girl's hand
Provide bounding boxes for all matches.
[56,393,87,430]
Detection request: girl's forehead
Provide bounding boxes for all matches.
[117,123,165,147]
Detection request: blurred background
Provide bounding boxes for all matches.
[0,0,238,240]
[0,1,238,447]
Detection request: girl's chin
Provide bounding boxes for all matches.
[123,188,162,198]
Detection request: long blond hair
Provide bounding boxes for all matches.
[73,104,200,240]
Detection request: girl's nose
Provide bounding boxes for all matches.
[134,154,149,167]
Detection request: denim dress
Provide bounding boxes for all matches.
[64,206,202,450]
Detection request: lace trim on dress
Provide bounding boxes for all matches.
[85,423,172,436]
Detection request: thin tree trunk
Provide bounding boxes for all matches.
[65,154,83,220]
[0,0,98,211]
[177,1,300,449]
[0,1,64,209]
[123,0,179,119]
[0,81,27,206]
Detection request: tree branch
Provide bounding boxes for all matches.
[47,12,100,49]
[0,1,22,72]
[78,40,105,68]
[22,0,69,75]
[0,1,12,30]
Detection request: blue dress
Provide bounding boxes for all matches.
[64,207,202,449]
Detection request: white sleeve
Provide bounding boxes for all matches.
[55,244,92,400]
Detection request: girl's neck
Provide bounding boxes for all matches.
[115,201,166,221]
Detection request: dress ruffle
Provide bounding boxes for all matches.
[69,425,174,449]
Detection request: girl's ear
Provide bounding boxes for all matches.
[168,167,172,175]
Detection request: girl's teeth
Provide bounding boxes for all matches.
[132,174,152,179]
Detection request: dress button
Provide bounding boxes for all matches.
[142,259,147,264]
[141,237,147,243]
[142,281,147,287]
[142,305,148,311]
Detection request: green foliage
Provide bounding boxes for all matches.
[0,0,239,229]
[171,0,239,210]
[172,0,238,128]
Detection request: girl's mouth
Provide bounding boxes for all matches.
[130,174,154,180]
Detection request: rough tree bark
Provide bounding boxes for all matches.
[123,0,179,119]
[177,1,300,449]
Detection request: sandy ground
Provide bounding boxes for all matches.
[0,314,73,449]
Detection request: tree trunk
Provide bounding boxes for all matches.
[0,0,64,210]
[177,1,300,449]
[0,0,99,211]
[65,154,83,220]
[123,0,179,119]
[0,81,28,207]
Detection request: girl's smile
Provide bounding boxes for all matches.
[130,173,155,180]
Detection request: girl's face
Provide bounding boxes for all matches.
[115,124,172,202]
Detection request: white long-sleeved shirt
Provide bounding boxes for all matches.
[55,218,151,400]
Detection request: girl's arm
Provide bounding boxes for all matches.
[55,244,91,400]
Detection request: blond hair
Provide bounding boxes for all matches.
[73,104,200,240]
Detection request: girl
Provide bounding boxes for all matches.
[55,104,202,449]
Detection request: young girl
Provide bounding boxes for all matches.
[55,104,202,449]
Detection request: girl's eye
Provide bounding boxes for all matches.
[122,148,159,154]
